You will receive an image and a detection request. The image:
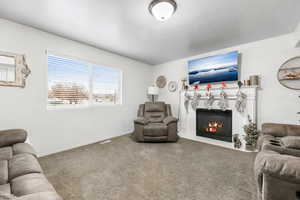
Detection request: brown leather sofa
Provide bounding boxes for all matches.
[133,102,178,142]
[0,129,62,200]
[255,123,300,200]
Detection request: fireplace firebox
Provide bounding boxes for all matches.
[196,109,232,142]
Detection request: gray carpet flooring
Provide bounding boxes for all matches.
[39,135,257,200]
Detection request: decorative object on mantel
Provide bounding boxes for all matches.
[233,134,242,149]
[250,75,259,86]
[277,56,300,90]
[0,51,31,88]
[243,79,251,86]
[235,81,247,113]
[156,75,167,88]
[244,115,259,151]
[217,82,228,111]
[191,85,201,111]
[204,84,214,109]
[181,77,188,91]
[148,86,159,102]
[168,81,178,92]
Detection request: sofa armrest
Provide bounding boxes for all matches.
[0,129,27,148]
[255,150,300,185]
[134,118,149,125]
[163,116,178,125]
[262,123,300,137]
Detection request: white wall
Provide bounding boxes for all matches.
[152,33,300,127]
[0,19,152,156]
[293,22,300,47]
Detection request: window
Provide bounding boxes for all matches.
[47,54,122,108]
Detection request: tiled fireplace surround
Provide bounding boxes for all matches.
[179,86,257,151]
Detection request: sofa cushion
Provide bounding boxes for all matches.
[0,160,8,185]
[0,130,27,148]
[144,112,165,123]
[11,173,55,197]
[0,192,15,199]
[255,150,300,184]
[281,136,300,150]
[8,154,42,180]
[17,192,62,200]
[0,147,13,161]
[144,123,168,137]
[0,184,11,194]
[262,123,300,137]
[13,143,37,157]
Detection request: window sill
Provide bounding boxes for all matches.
[47,103,123,111]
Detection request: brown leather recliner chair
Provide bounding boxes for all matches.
[255,123,300,200]
[133,102,178,142]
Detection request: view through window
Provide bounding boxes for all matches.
[48,55,122,108]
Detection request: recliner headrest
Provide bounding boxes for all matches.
[145,102,165,112]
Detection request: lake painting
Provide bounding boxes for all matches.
[188,51,239,85]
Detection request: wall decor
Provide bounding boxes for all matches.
[156,75,167,88]
[191,85,201,111]
[0,51,31,88]
[204,84,214,109]
[188,51,239,85]
[278,56,300,90]
[235,81,247,113]
[184,91,193,113]
[168,81,178,92]
[218,83,228,111]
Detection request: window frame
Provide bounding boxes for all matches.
[46,51,123,110]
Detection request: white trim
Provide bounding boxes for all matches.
[46,50,123,110]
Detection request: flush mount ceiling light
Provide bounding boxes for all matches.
[149,0,177,21]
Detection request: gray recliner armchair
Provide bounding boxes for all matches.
[255,123,300,200]
[133,102,178,142]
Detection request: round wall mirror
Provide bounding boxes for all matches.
[278,56,300,90]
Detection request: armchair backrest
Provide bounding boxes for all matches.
[138,102,172,123]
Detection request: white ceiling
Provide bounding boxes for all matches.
[0,0,300,65]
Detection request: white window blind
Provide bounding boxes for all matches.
[47,54,122,108]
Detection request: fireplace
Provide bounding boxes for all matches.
[196,109,232,142]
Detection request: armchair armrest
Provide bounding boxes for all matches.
[134,118,149,125]
[262,123,300,137]
[255,150,300,185]
[0,129,27,148]
[163,116,178,125]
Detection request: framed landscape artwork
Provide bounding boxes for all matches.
[188,51,239,85]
